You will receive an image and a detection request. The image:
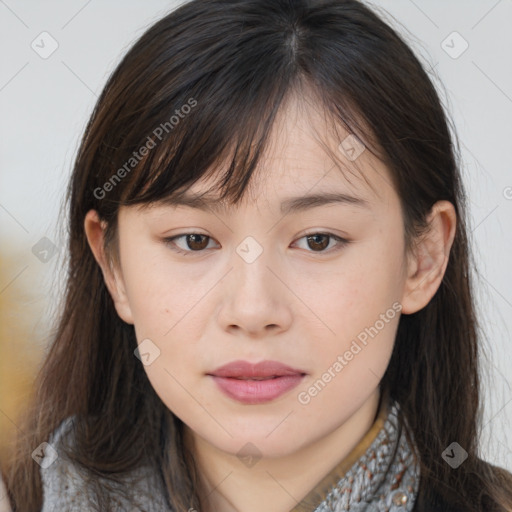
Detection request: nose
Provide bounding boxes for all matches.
[216,241,293,338]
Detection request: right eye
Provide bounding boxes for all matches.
[163,233,218,256]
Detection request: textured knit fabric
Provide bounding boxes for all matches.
[291,401,420,512]
[39,400,419,511]
[39,418,171,512]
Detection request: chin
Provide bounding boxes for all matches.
[218,426,309,458]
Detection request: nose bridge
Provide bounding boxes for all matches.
[216,232,291,334]
[231,234,277,296]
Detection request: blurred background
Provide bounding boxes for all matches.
[1,0,511,471]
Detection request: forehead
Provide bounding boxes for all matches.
[132,93,398,221]
[184,97,394,211]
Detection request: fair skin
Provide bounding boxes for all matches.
[85,95,456,512]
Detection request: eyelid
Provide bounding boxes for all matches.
[292,231,350,254]
[163,232,217,256]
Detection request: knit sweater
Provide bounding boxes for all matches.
[5,400,422,511]
[36,397,420,511]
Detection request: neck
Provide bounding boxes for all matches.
[184,389,381,512]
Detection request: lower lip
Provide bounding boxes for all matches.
[209,374,305,404]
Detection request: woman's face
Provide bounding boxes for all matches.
[102,97,412,458]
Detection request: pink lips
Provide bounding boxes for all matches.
[207,360,306,404]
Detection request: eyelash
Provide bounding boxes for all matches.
[162,232,350,257]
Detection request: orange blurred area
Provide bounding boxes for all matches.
[0,249,49,464]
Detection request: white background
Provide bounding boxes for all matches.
[1,0,511,471]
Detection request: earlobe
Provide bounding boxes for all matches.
[83,210,134,325]
[400,200,457,315]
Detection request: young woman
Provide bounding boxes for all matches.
[2,0,512,511]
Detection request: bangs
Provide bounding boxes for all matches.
[87,0,402,233]
[115,75,381,213]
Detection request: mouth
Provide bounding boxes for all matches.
[207,359,307,379]
[226,376,283,380]
[207,360,307,404]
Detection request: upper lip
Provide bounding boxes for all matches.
[207,360,307,378]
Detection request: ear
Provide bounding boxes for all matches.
[84,209,134,324]
[400,200,457,315]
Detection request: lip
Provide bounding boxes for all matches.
[207,360,307,404]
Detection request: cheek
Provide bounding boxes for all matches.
[291,239,404,345]
[119,251,216,413]
[294,265,401,425]
[290,234,403,396]
[121,244,211,335]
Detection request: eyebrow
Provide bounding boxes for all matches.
[158,191,370,215]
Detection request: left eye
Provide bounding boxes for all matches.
[163,232,349,256]
[293,233,349,253]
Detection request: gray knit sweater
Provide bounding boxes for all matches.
[38,417,171,512]
[5,401,419,511]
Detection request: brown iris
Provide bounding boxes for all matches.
[306,234,330,251]
[186,234,209,250]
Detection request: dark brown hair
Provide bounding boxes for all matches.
[3,0,512,510]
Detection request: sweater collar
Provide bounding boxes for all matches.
[290,396,420,512]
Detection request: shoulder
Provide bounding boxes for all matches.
[39,416,172,511]
[39,416,92,511]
